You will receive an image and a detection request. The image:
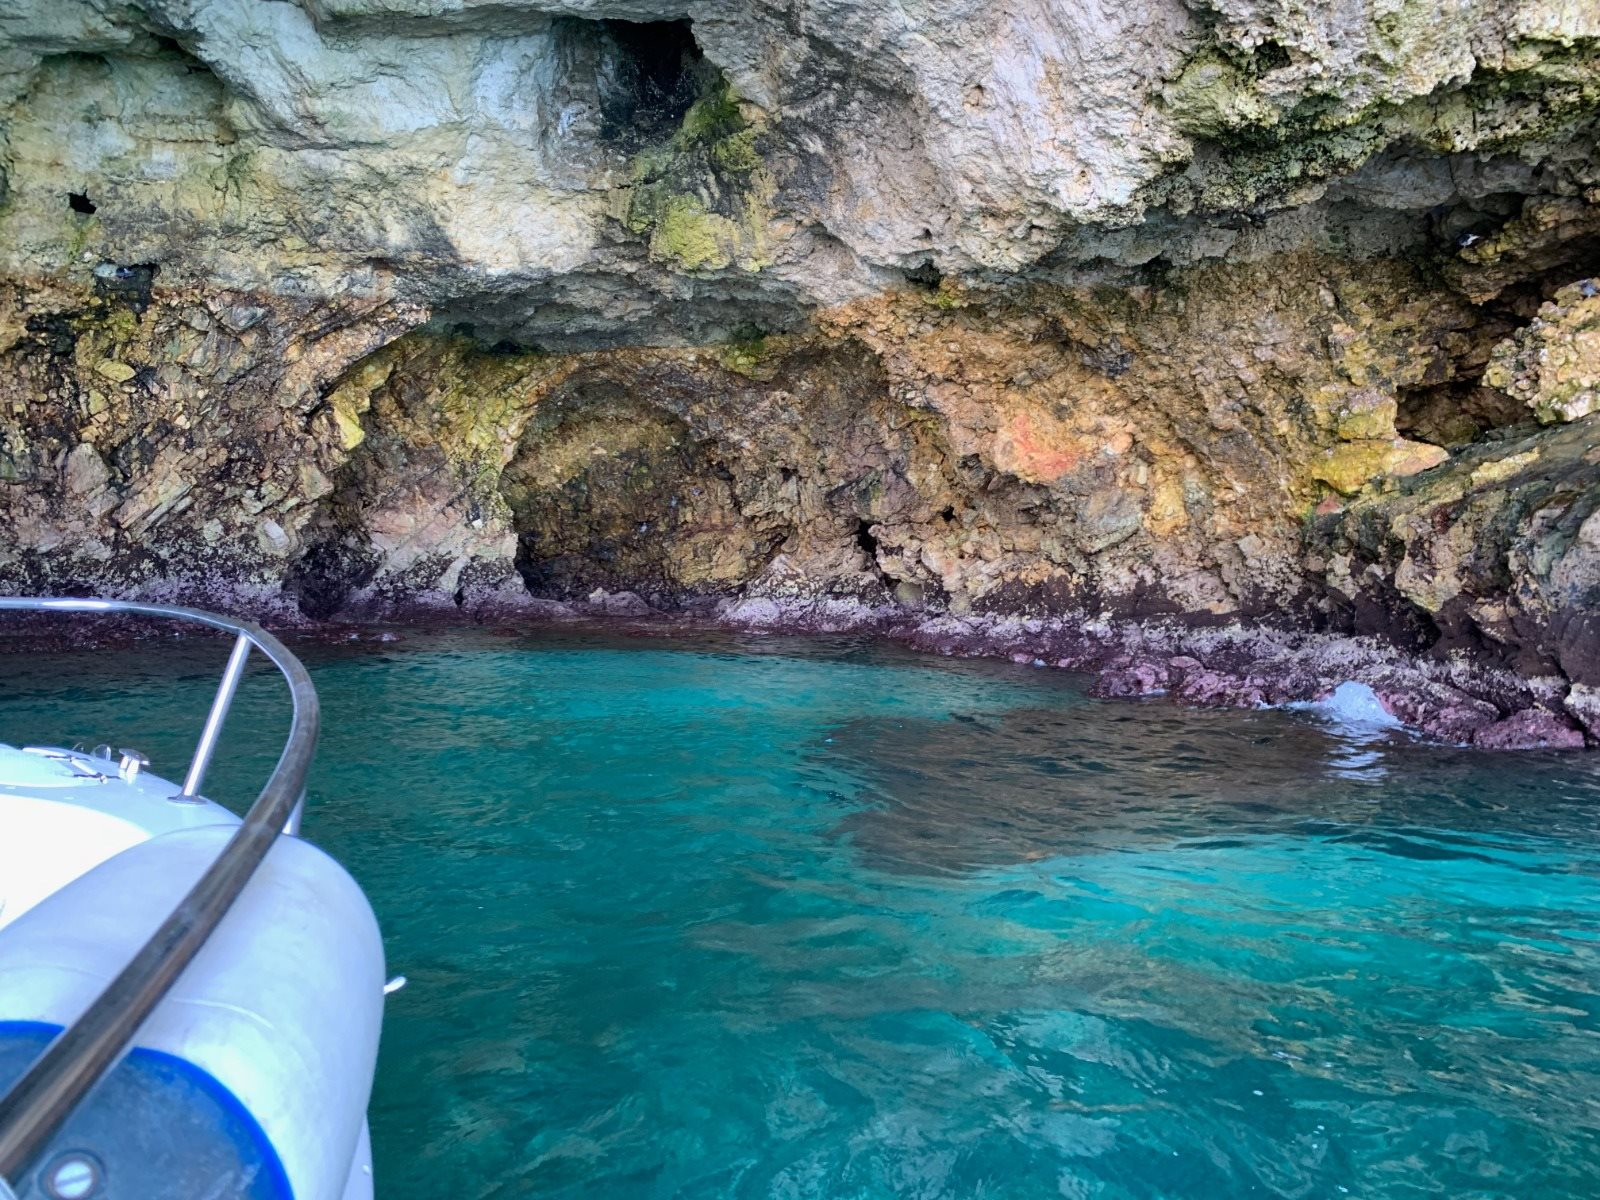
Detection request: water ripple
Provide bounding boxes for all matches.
[2,630,1599,1198]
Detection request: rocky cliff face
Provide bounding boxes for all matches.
[1,0,1597,745]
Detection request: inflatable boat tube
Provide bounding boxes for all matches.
[0,827,385,1200]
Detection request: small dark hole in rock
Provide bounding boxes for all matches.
[1254,40,1291,71]
[854,519,879,561]
[906,260,942,290]
[68,192,96,215]
[939,506,956,522]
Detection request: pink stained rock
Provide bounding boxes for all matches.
[1092,661,1169,698]
[1374,685,1499,744]
[1471,708,1588,750]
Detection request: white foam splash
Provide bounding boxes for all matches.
[1289,681,1404,732]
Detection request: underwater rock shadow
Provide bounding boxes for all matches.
[816,700,1600,876]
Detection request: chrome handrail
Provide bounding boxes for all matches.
[0,597,320,1187]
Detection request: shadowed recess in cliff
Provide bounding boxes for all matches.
[500,374,785,601]
[421,270,814,353]
[1311,414,1600,688]
[593,18,712,147]
[1398,199,1600,447]
[286,531,382,622]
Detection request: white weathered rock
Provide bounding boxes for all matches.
[0,0,1595,346]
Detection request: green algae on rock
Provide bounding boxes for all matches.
[0,0,1598,747]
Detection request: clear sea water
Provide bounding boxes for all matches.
[3,628,1600,1200]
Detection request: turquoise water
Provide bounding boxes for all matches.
[3,629,1600,1199]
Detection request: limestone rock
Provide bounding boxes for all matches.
[0,0,1597,746]
[1484,280,1600,424]
[62,443,109,498]
[0,0,1595,344]
[1567,684,1600,740]
[1311,414,1600,686]
[1312,439,1450,496]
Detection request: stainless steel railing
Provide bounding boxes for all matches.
[0,597,320,1187]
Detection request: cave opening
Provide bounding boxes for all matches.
[501,379,769,601]
[67,192,96,215]
[853,519,880,563]
[905,259,943,290]
[1398,226,1600,448]
[1252,39,1291,71]
[597,18,709,145]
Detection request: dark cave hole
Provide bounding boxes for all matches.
[68,192,96,215]
[1215,212,1264,232]
[1253,40,1291,71]
[905,259,943,290]
[1397,240,1600,448]
[939,506,956,522]
[287,536,376,622]
[150,34,208,73]
[1396,379,1530,449]
[1140,254,1176,286]
[598,18,707,144]
[1426,191,1522,250]
[854,519,880,563]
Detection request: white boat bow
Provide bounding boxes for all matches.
[0,599,387,1200]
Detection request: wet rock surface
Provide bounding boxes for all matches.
[1311,415,1600,688]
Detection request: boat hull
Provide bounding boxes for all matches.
[0,827,385,1200]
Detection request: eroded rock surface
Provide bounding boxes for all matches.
[1,0,1598,746]
[1312,415,1600,686]
[1486,278,1600,423]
